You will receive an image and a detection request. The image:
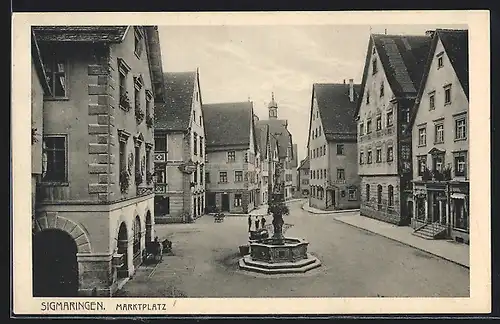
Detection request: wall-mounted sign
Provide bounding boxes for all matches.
[178,159,197,174]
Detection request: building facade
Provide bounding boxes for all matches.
[297,156,310,196]
[356,33,432,225]
[308,81,361,210]
[32,26,164,297]
[31,31,52,227]
[257,93,294,202]
[153,70,206,223]
[409,29,469,244]
[203,102,259,213]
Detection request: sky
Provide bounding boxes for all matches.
[158,24,467,162]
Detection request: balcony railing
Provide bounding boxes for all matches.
[154,152,166,163]
[154,183,167,194]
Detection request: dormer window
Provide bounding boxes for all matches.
[380,81,384,97]
[366,92,370,104]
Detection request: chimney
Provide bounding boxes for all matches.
[349,78,354,102]
[425,30,436,38]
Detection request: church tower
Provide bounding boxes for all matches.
[268,92,278,119]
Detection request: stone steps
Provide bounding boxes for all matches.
[239,253,322,274]
[412,223,447,239]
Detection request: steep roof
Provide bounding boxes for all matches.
[437,29,469,99]
[255,123,269,159]
[298,156,310,170]
[257,119,292,159]
[290,143,298,167]
[356,33,432,116]
[408,29,469,133]
[32,26,129,42]
[313,83,361,137]
[203,102,254,148]
[155,71,197,132]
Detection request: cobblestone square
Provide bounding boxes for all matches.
[116,201,469,298]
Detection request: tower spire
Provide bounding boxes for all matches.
[268,92,278,119]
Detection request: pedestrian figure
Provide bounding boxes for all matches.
[248,215,252,232]
[261,215,266,229]
[255,216,260,230]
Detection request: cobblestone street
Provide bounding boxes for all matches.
[116,200,469,298]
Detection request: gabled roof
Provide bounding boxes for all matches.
[408,29,469,133]
[155,71,197,132]
[31,26,129,42]
[307,83,360,147]
[356,33,432,116]
[255,123,270,159]
[298,156,310,170]
[203,102,254,148]
[257,119,292,159]
[437,29,469,99]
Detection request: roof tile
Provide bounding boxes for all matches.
[155,71,197,131]
[203,102,253,148]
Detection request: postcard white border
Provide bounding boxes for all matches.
[12,10,490,315]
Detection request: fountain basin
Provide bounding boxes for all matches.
[239,237,321,275]
[250,238,308,263]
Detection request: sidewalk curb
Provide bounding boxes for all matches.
[301,202,360,214]
[332,216,470,269]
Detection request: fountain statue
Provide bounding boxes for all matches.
[239,160,321,274]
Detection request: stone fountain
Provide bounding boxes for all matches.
[239,162,321,275]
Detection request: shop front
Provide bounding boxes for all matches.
[412,180,469,244]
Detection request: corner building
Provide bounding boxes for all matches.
[32,26,165,296]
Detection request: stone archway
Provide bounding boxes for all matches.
[117,222,129,278]
[32,229,79,297]
[145,211,152,244]
[33,213,92,253]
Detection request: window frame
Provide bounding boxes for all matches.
[453,151,467,177]
[336,168,345,180]
[376,147,382,163]
[234,170,243,182]
[386,110,393,127]
[134,27,144,58]
[219,171,228,183]
[41,134,68,184]
[444,84,452,105]
[348,188,357,201]
[434,122,444,144]
[227,151,236,162]
[429,91,436,110]
[336,144,344,155]
[387,145,394,162]
[454,115,467,141]
[418,126,427,146]
[417,155,427,176]
[41,49,69,100]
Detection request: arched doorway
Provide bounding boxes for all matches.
[133,216,141,266]
[117,222,129,278]
[145,211,152,243]
[33,229,79,297]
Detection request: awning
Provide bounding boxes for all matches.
[451,193,467,199]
